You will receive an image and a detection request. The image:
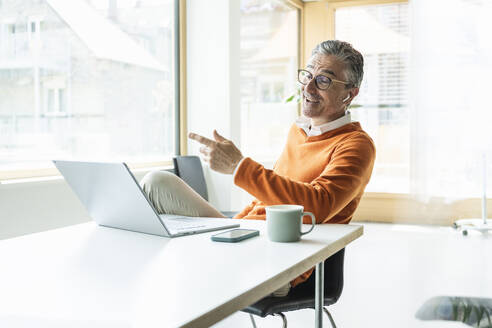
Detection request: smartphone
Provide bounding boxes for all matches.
[211,229,259,243]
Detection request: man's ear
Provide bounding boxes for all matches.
[344,87,359,103]
[350,87,359,100]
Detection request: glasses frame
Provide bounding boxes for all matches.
[297,69,351,90]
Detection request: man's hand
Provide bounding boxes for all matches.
[188,130,244,175]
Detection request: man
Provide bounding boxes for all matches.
[141,40,375,297]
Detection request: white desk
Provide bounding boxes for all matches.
[0,220,362,328]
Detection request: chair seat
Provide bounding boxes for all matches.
[242,293,339,318]
[242,248,345,318]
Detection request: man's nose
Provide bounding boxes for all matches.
[305,77,317,93]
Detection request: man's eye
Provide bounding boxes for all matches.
[302,71,312,78]
[317,76,331,85]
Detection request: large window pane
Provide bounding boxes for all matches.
[240,0,299,162]
[0,0,176,173]
[335,3,409,193]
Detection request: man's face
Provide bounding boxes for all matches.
[301,54,355,125]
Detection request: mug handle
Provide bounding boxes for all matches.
[300,212,316,236]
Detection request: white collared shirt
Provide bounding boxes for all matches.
[295,111,352,137]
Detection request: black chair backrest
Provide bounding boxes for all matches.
[322,248,344,302]
[289,248,345,303]
[173,156,209,201]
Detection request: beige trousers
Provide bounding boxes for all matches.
[140,170,225,218]
[139,170,291,297]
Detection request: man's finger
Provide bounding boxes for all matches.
[188,132,216,147]
[213,130,227,142]
[199,146,210,155]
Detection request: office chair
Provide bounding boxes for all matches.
[242,248,345,328]
[173,156,238,218]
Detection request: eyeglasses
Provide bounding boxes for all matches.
[297,69,351,90]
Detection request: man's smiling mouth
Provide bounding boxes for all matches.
[304,94,320,103]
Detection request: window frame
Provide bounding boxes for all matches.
[286,0,304,117]
[330,0,411,198]
[178,0,187,156]
[325,0,419,224]
[312,0,487,226]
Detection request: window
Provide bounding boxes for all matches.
[240,0,300,162]
[335,2,410,193]
[27,18,41,45]
[0,0,177,177]
[4,23,17,51]
[307,0,492,224]
[8,23,15,34]
[45,87,66,115]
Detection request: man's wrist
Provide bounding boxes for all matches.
[232,157,246,177]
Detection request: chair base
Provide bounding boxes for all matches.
[249,314,258,328]
[248,307,336,328]
[323,307,337,328]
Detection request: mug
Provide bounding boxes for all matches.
[265,205,316,242]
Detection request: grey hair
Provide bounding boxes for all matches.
[311,40,364,88]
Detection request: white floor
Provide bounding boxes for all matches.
[212,222,492,328]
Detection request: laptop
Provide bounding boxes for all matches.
[53,160,239,237]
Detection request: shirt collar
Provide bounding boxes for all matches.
[295,111,352,137]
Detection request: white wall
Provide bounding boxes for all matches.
[0,178,91,240]
[0,170,154,240]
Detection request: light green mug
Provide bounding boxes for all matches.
[265,205,316,242]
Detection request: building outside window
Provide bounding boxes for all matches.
[240,0,300,162]
[0,0,177,177]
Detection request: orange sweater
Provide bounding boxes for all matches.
[233,121,375,287]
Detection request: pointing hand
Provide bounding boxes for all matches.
[188,130,244,175]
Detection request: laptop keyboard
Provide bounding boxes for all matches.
[159,215,239,234]
[162,217,206,231]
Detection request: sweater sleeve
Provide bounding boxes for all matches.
[233,135,376,223]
